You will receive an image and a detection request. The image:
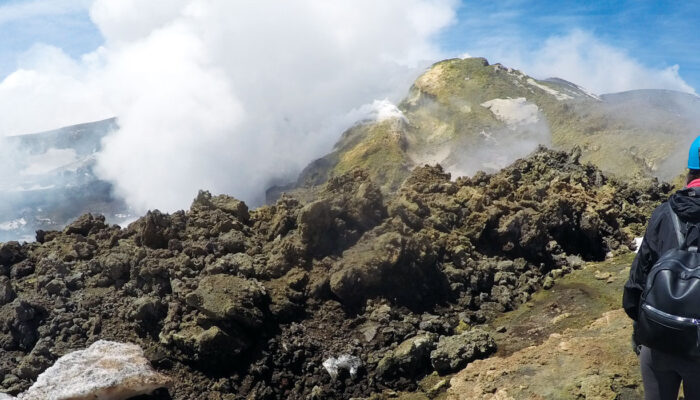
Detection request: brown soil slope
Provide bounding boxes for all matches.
[448,309,639,400]
[447,253,643,400]
[380,253,641,400]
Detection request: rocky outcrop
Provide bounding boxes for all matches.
[0,148,670,399]
[430,329,496,374]
[329,227,443,307]
[186,274,266,328]
[376,334,437,380]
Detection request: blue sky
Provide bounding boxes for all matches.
[0,0,698,92]
[440,0,700,91]
[0,0,100,78]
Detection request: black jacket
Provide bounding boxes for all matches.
[623,187,700,320]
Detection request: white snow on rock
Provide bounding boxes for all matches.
[560,83,600,101]
[546,78,602,101]
[526,78,573,100]
[17,340,171,400]
[578,86,601,101]
[480,98,540,126]
[322,355,362,380]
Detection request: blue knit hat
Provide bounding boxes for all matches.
[689,136,700,169]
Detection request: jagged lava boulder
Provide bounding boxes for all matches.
[430,329,497,374]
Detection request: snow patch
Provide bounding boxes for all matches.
[481,98,540,126]
[546,78,601,101]
[9,184,56,193]
[526,78,573,100]
[574,84,601,100]
[322,355,361,380]
[20,148,78,175]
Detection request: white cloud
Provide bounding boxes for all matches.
[526,30,695,95]
[466,30,696,95]
[0,44,112,136]
[0,0,458,211]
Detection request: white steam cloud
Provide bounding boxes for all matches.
[343,100,408,125]
[528,30,696,95]
[0,0,458,211]
[473,30,696,95]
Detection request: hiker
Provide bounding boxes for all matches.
[623,137,700,400]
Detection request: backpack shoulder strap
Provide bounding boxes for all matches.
[669,204,685,247]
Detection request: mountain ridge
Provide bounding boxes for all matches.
[270,57,699,203]
[0,118,130,242]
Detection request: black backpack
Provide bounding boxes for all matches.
[637,207,700,357]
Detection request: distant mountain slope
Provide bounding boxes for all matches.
[552,88,700,179]
[275,58,699,201]
[0,119,131,241]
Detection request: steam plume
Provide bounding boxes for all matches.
[0,0,459,211]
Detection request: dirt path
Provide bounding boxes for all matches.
[448,254,641,400]
[446,253,643,399]
[447,308,640,400]
[487,252,635,356]
[388,253,643,400]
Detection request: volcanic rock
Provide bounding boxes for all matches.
[430,329,497,374]
[64,214,107,237]
[185,274,267,329]
[376,333,438,380]
[168,324,247,363]
[0,147,672,399]
[0,278,15,306]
